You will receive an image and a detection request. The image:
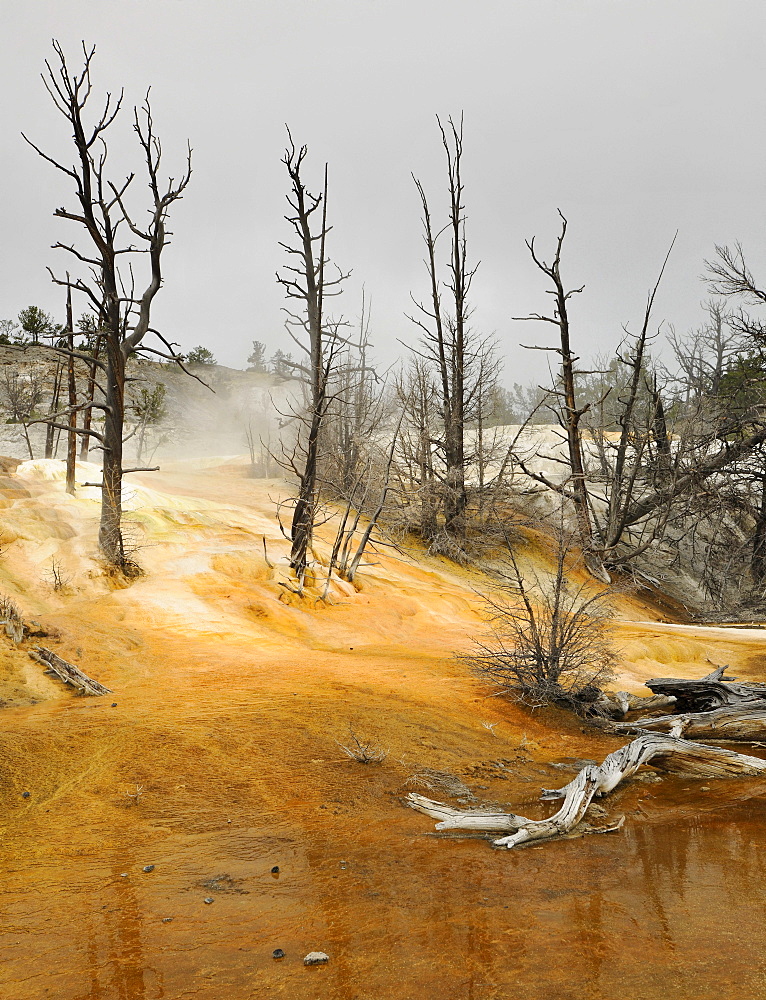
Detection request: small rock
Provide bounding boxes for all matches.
[111,703,117,707]
[272,948,285,959]
[271,865,280,874]
[21,791,30,799]
[303,951,329,966]
[700,785,711,791]
[143,865,155,873]
[162,917,173,923]
[203,897,214,904]
[120,873,128,878]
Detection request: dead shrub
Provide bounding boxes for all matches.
[464,533,616,714]
[0,594,24,643]
[336,726,389,764]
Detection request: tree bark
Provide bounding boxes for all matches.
[752,464,766,584]
[65,285,77,495]
[98,324,126,565]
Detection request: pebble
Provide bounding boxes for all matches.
[111,703,117,707]
[143,865,155,873]
[271,866,280,874]
[21,791,30,799]
[272,949,285,960]
[162,917,173,923]
[203,897,214,905]
[120,873,128,878]
[303,952,329,966]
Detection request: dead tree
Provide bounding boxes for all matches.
[322,292,380,497]
[584,237,678,566]
[513,225,766,594]
[23,41,192,570]
[514,212,608,580]
[275,131,348,580]
[394,358,439,541]
[407,116,480,550]
[0,369,43,459]
[317,297,402,585]
[669,299,741,407]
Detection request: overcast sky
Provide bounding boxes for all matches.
[2,0,765,382]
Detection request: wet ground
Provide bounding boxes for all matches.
[0,461,765,999]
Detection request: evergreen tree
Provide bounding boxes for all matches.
[247,340,268,372]
[17,306,59,345]
[186,345,216,365]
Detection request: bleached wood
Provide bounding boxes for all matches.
[646,664,766,712]
[407,734,766,849]
[30,646,112,696]
[616,705,766,741]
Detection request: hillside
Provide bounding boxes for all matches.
[1,459,766,998]
[0,348,296,463]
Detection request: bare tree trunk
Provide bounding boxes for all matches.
[21,423,34,460]
[516,214,606,580]
[290,407,322,577]
[277,137,347,581]
[614,705,766,741]
[752,463,766,585]
[65,285,77,494]
[45,363,62,459]
[98,331,126,565]
[650,373,672,479]
[409,118,477,547]
[79,334,102,462]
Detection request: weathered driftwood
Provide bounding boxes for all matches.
[407,733,766,849]
[595,689,677,719]
[646,665,766,712]
[615,705,766,741]
[30,646,111,696]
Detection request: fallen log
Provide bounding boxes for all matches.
[407,733,766,850]
[594,689,676,719]
[646,664,766,712]
[614,704,766,741]
[30,646,112,696]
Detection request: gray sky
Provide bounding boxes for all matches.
[2,0,765,382]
